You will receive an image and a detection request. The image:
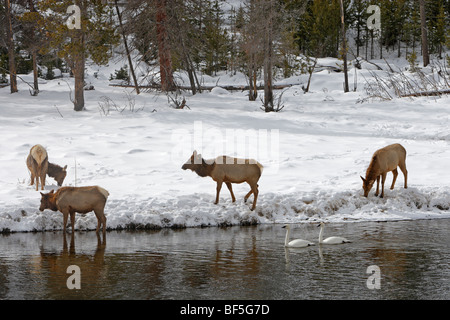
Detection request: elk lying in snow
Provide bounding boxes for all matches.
[39,186,109,233]
[182,151,263,210]
[47,162,67,186]
[26,144,48,191]
[361,143,408,198]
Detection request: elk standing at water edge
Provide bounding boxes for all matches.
[182,151,263,210]
[361,143,408,198]
[39,186,109,233]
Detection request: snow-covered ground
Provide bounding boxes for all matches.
[1,56,450,232]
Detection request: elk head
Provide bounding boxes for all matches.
[360,176,375,197]
[39,189,58,211]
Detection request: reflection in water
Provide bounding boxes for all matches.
[0,219,449,299]
[29,233,107,299]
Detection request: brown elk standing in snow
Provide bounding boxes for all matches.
[361,143,408,198]
[182,151,263,210]
[47,162,67,186]
[39,186,109,233]
[26,144,48,191]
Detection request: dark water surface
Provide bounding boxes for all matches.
[0,219,449,300]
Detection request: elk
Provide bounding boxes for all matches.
[361,143,408,198]
[47,162,67,186]
[182,151,263,210]
[39,186,109,233]
[26,144,48,191]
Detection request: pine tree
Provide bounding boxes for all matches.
[239,0,264,101]
[433,3,446,59]
[419,0,430,66]
[353,0,369,58]
[37,0,118,111]
[202,0,229,76]
[4,0,18,93]
[156,0,175,92]
[20,0,43,95]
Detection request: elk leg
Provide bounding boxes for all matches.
[399,163,408,189]
[225,182,236,202]
[244,182,255,202]
[380,173,387,198]
[40,171,46,191]
[391,168,398,190]
[375,176,380,196]
[32,163,38,189]
[94,208,107,234]
[30,172,35,186]
[70,211,76,233]
[62,211,69,233]
[244,190,253,202]
[215,181,223,205]
[250,184,259,211]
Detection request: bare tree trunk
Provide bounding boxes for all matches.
[73,48,85,111]
[115,0,140,94]
[28,0,38,94]
[305,58,318,93]
[32,50,38,94]
[263,0,274,112]
[248,53,257,101]
[419,0,429,67]
[5,0,18,93]
[70,0,86,111]
[156,0,175,92]
[339,0,349,92]
[171,4,200,95]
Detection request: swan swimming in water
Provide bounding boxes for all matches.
[317,222,351,245]
[283,224,314,248]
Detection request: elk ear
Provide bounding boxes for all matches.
[50,189,54,194]
[63,165,67,171]
[360,176,366,182]
[40,192,44,196]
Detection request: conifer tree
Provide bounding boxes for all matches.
[20,0,42,95]
[37,0,118,111]
[419,0,430,66]
[4,0,18,93]
[156,0,175,92]
[433,3,446,59]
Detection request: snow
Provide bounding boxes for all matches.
[1,56,450,233]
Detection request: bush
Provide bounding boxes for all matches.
[110,66,129,82]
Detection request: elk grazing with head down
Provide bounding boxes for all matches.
[39,186,109,233]
[47,162,67,186]
[361,143,408,198]
[26,144,48,191]
[182,151,263,210]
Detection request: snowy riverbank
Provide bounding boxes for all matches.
[1,57,450,232]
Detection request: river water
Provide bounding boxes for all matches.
[0,219,449,300]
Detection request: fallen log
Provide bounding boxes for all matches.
[109,83,297,91]
[400,89,450,97]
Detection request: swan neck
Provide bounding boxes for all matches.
[285,227,290,246]
[319,224,324,243]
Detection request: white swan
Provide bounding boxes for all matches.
[283,224,314,248]
[318,222,351,245]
